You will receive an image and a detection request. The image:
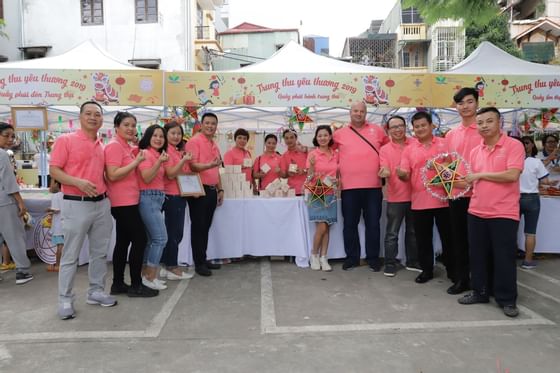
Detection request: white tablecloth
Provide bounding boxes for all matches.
[178,198,310,266]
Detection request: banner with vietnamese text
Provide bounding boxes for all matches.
[0,69,163,106]
[431,74,560,108]
[165,72,430,108]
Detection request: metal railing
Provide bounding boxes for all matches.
[196,25,216,40]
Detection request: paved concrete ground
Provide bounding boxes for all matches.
[0,256,559,372]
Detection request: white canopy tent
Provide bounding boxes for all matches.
[447,41,560,75]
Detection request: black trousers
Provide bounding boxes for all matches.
[186,186,217,267]
[467,214,518,306]
[412,207,453,277]
[110,205,147,288]
[449,197,471,283]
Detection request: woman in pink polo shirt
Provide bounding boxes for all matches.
[137,125,169,290]
[161,121,193,281]
[253,134,282,191]
[105,112,158,298]
[306,125,338,272]
[223,128,255,188]
[281,129,308,195]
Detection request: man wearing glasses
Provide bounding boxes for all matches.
[378,115,419,277]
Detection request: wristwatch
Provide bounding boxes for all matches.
[217,189,224,193]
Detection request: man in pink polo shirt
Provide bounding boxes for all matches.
[333,101,389,271]
[458,107,524,318]
[445,87,482,295]
[399,111,453,284]
[50,101,117,320]
[184,112,224,277]
[379,115,418,277]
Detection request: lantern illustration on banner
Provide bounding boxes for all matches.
[115,76,126,92]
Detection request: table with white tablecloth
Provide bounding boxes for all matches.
[22,193,560,268]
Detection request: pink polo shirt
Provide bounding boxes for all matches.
[184,133,221,186]
[445,122,481,197]
[468,134,525,221]
[223,146,253,182]
[137,147,165,191]
[306,148,338,194]
[280,149,308,195]
[400,136,449,210]
[50,129,106,196]
[104,136,140,207]
[253,152,282,190]
[164,146,191,196]
[333,123,389,190]
[380,138,412,203]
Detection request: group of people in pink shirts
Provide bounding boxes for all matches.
[2,85,529,321]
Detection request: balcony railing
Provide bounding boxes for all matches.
[399,23,427,41]
[196,26,216,40]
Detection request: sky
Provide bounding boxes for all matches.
[226,0,397,57]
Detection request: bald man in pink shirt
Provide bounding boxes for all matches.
[458,107,524,318]
[333,102,389,271]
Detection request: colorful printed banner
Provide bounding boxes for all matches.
[164,72,429,108]
[0,69,163,106]
[431,74,560,109]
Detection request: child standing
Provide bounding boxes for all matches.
[48,180,64,272]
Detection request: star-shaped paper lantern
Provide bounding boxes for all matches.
[304,178,333,206]
[290,107,313,131]
[426,159,465,199]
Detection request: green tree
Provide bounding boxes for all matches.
[465,14,521,58]
[404,0,521,59]
[403,0,499,26]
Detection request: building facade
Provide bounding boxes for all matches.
[0,0,224,71]
[341,20,397,68]
[211,22,299,70]
[500,0,560,63]
[379,1,465,72]
[303,35,329,56]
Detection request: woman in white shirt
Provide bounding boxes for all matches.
[519,136,551,269]
[538,134,560,181]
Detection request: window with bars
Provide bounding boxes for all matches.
[136,0,158,23]
[81,0,103,25]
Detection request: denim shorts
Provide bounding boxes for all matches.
[520,193,540,235]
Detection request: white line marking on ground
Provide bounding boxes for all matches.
[260,260,277,334]
[0,279,190,342]
[260,261,555,335]
[519,268,560,285]
[0,344,12,361]
[518,281,560,305]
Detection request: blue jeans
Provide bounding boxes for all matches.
[341,188,383,266]
[138,190,167,267]
[384,201,417,266]
[162,195,187,267]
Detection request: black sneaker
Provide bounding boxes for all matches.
[342,261,357,271]
[128,285,159,298]
[369,262,382,272]
[458,292,490,305]
[110,282,131,295]
[383,264,397,277]
[195,266,212,276]
[15,272,33,285]
[503,305,519,318]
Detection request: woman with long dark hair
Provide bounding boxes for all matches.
[105,112,158,297]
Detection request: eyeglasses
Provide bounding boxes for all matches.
[0,134,16,139]
[545,140,558,144]
[388,124,406,130]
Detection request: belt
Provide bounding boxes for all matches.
[204,185,217,190]
[520,193,539,196]
[63,193,107,202]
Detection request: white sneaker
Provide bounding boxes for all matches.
[166,270,194,280]
[142,276,167,290]
[320,256,332,272]
[155,278,167,285]
[310,254,320,270]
